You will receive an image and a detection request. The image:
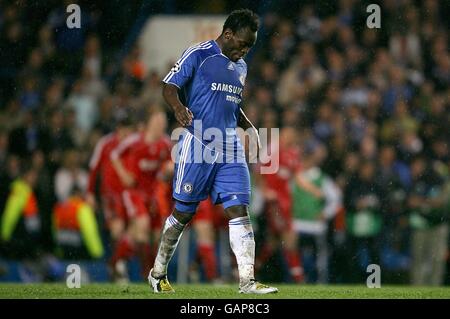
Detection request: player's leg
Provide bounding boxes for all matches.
[133,216,152,280]
[152,205,196,276]
[149,182,172,267]
[224,204,255,282]
[109,218,126,243]
[281,229,304,283]
[126,191,151,280]
[102,193,127,242]
[104,193,130,283]
[224,204,278,293]
[149,205,196,292]
[212,162,278,294]
[149,132,214,292]
[193,199,219,282]
[111,190,154,283]
[279,199,304,283]
[255,198,280,272]
[109,226,133,283]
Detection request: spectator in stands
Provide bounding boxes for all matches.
[408,156,450,286]
[345,160,383,283]
[293,140,341,283]
[1,164,41,259]
[8,110,42,158]
[53,188,104,260]
[55,149,88,202]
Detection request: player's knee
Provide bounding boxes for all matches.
[283,239,297,251]
[225,204,248,220]
[134,230,148,243]
[110,219,125,239]
[194,221,214,243]
[172,208,195,225]
[222,193,250,219]
[135,216,149,235]
[283,230,298,248]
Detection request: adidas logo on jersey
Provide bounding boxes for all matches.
[227,62,235,71]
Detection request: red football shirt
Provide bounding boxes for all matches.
[261,144,302,198]
[111,133,172,195]
[87,133,124,195]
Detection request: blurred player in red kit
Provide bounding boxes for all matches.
[86,109,134,279]
[191,197,228,282]
[110,106,173,281]
[257,126,304,283]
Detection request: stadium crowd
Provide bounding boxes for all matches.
[0,0,449,286]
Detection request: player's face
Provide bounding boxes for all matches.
[147,112,167,136]
[117,125,134,139]
[225,28,256,62]
[280,127,298,147]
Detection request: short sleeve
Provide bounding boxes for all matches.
[162,45,204,89]
[237,58,248,86]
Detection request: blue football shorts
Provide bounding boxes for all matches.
[172,131,250,213]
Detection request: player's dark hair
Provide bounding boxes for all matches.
[222,9,259,34]
[113,107,134,127]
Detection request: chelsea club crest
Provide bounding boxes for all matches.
[182,183,193,194]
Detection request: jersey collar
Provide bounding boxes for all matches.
[212,40,231,61]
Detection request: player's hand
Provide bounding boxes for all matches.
[120,170,136,188]
[174,105,193,126]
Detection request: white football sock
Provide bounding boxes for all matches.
[229,216,255,285]
[152,214,185,278]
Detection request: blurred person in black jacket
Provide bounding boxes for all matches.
[345,160,383,283]
[8,110,43,158]
[408,156,449,286]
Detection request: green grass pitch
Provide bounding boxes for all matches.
[1,283,450,299]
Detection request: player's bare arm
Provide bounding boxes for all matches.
[238,108,261,149]
[238,108,261,161]
[162,83,193,127]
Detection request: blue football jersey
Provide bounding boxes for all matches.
[163,40,247,160]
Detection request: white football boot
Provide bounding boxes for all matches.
[239,279,279,294]
[148,268,175,293]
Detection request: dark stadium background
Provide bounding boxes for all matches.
[0,0,449,287]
